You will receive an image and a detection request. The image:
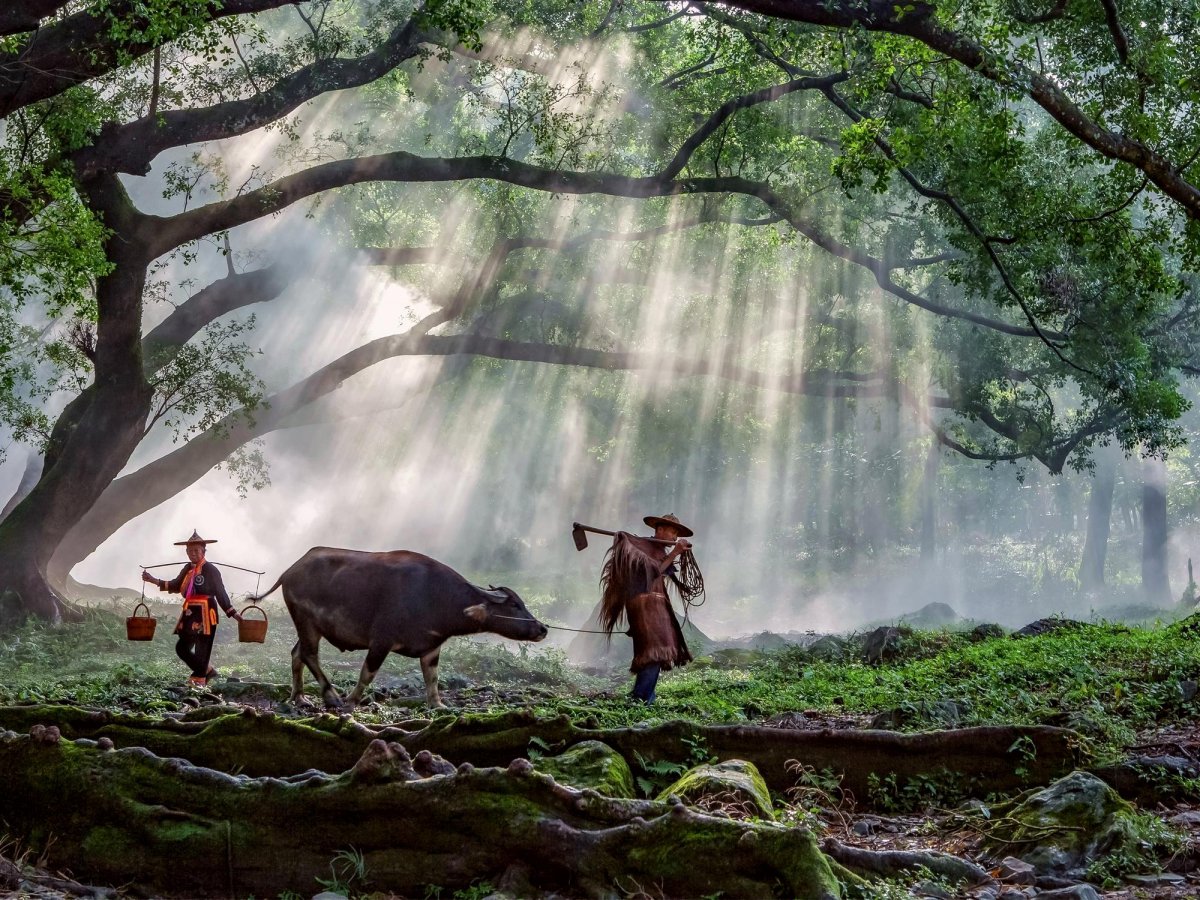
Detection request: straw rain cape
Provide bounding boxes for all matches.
[598,533,705,637]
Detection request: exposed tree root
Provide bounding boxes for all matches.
[0,729,842,899]
[0,705,1084,801]
[821,836,990,884]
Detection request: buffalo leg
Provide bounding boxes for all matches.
[420,649,446,708]
[289,640,306,701]
[346,644,390,707]
[294,626,340,708]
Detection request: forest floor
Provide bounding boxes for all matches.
[2,598,1199,898]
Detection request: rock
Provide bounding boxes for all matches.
[869,699,969,730]
[1178,680,1198,703]
[1169,809,1200,826]
[997,856,1036,885]
[658,759,774,819]
[534,741,636,799]
[0,855,18,890]
[1012,618,1084,639]
[1092,754,1200,805]
[807,635,848,662]
[971,623,1006,642]
[981,771,1145,876]
[862,626,905,665]
[900,602,962,629]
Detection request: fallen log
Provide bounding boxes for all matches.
[0,705,1086,804]
[0,729,842,899]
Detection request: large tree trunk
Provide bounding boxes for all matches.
[1141,454,1171,606]
[0,174,152,626]
[1078,448,1117,591]
[0,452,42,521]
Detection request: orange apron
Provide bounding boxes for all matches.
[173,564,218,636]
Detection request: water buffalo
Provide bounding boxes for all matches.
[255,547,548,708]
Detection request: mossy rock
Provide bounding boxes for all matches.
[869,699,970,730]
[535,740,635,799]
[898,602,962,629]
[806,635,849,662]
[980,770,1143,875]
[658,758,774,820]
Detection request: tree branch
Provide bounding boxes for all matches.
[680,0,1200,220]
[819,84,1073,351]
[73,16,426,178]
[1013,0,1071,25]
[0,2,72,38]
[49,331,922,580]
[141,265,298,374]
[660,72,849,179]
[147,151,1040,338]
[1097,0,1131,66]
[0,0,300,117]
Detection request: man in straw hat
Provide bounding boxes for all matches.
[142,531,241,687]
[598,513,704,703]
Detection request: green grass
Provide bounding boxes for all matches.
[3,601,1198,761]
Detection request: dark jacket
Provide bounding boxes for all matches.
[162,561,234,616]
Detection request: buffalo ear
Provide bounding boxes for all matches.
[464,604,488,623]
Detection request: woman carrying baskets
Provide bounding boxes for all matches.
[141,531,242,687]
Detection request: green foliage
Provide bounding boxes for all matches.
[315,846,370,897]
[632,750,688,798]
[1083,810,1186,886]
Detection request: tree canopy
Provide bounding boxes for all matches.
[1,0,1198,621]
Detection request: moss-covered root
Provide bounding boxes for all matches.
[0,704,370,776]
[0,731,841,899]
[0,705,1084,803]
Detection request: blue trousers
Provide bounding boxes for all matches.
[631,663,661,703]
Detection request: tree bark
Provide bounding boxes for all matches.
[1141,454,1171,606]
[1078,448,1117,591]
[0,175,152,626]
[0,727,843,899]
[0,705,1084,802]
[0,452,42,521]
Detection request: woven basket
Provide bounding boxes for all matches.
[126,602,157,641]
[237,603,268,643]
